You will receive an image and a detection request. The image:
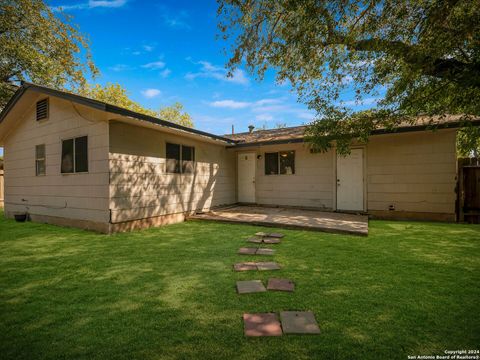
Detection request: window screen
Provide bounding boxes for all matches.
[265,152,279,175]
[61,136,88,174]
[61,139,74,173]
[182,145,195,173]
[35,144,46,176]
[74,136,88,172]
[166,143,181,173]
[279,151,295,175]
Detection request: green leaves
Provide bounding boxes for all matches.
[80,83,194,128]
[218,0,480,155]
[0,0,98,108]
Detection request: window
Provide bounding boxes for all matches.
[36,98,48,121]
[182,145,195,174]
[166,143,195,174]
[61,136,88,173]
[265,152,279,175]
[35,144,46,176]
[166,143,180,173]
[265,151,295,175]
[279,151,295,174]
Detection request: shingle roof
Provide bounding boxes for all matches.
[226,115,480,146]
[0,82,236,145]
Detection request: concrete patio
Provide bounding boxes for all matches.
[189,205,368,236]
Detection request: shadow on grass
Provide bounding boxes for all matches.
[0,213,479,359]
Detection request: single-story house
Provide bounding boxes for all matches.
[0,83,478,233]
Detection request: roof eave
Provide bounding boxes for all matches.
[0,82,236,145]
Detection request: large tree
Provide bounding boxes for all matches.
[81,83,194,128]
[218,0,480,154]
[0,0,98,108]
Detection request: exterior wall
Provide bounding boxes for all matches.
[234,129,457,221]
[3,96,110,231]
[366,129,457,220]
[109,122,236,224]
[235,143,334,210]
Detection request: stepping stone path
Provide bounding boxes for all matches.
[233,262,281,271]
[234,262,257,271]
[255,248,275,256]
[237,280,266,294]
[256,262,281,271]
[243,313,282,337]
[263,237,281,244]
[235,231,320,337]
[255,232,284,238]
[247,236,281,244]
[280,311,321,334]
[238,247,276,256]
[267,278,295,292]
[238,247,257,255]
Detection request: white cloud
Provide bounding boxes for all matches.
[141,61,166,70]
[161,10,190,29]
[209,100,251,109]
[255,114,274,121]
[208,98,282,110]
[185,60,250,85]
[141,89,162,98]
[142,45,154,52]
[160,69,172,78]
[296,111,315,121]
[52,0,126,11]
[255,99,280,106]
[109,64,130,72]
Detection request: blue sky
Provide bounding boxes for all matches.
[1,0,381,159]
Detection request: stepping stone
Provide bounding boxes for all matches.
[255,232,268,237]
[238,247,257,255]
[236,280,266,294]
[255,248,275,256]
[234,262,257,271]
[247,237,263,243]
[280,311,321,334]
[263,237,281,244]
[256,262,281,271]
[243,313,282,337]
[267,278,295,292]
[268,233,284,238]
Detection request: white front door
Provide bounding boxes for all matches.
[237,152,256,203]
[336,148,364,211]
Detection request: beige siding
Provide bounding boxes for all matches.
[366,129,457,215]
[109,122,236,223]
[236,143,334,209]
[3,96,110,223]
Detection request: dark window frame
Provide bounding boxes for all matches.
[35,144,46,176]
[166,142,196,174]
[264,151,295,175]
[36,98,49,121]
[61,136,88,174]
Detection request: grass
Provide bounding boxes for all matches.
[0,212,479,360]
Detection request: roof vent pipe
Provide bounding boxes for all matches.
[248,125,255,133]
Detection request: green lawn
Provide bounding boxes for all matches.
[0,212,479,360]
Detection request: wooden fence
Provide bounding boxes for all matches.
[458,159,480,223]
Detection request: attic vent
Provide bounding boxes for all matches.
[36,98,48,121]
